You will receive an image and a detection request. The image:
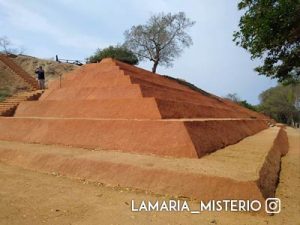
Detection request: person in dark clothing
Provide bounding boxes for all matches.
[35,66,45,89]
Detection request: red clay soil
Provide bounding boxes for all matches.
[257,128,289,199]
[0,117,268,158]
[41,58,266,119]
[15,98,162,119]
[15,97,257,119]
[184,119,268,157]
[0,58,271,158]
[0,127,287,203]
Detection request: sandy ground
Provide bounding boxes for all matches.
[0,127,299,225]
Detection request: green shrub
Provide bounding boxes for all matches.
[87,45,138,65]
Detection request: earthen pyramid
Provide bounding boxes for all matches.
[0,58,269,158]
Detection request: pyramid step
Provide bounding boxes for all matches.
[0,117,268,158]
[42,84,143,101]
[41,82,214,104]
[51,73,132,89]
[39,83,259,118]
[0,117,197,157]
[4,99,26,102]
[140,85,261,118]
[114,60,194,93]
[0,89,44,117]
[0,103,18,106]
[15,98,249,119]
[0,126,287,202]
[62,59,197,94]
[15,98,161,119]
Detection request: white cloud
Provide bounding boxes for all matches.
[0,0,109,51]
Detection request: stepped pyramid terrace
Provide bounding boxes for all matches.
[0,58,287,204]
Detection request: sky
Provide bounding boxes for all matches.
[0,0,278,104]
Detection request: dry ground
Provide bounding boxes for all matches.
[0,127,299,225]
[0,55,77,100]
[13,55,77,82]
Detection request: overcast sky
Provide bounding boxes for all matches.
[0,0,277,104]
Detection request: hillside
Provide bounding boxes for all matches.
[0,61,30,101]
[13,55,78,81]
[0,54,78,100]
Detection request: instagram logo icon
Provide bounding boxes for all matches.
[265,198,281,213]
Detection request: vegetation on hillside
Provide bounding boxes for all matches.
[234,0,300,84]
[87,46,138,65]
[225,84,300,125]
[224,93,258,111]
[13,55,77,81]
[0,55,78,102]
[259,84,300,124]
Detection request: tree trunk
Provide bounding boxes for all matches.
[152,60,159,73]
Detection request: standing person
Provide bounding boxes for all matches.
[35,66,45,89]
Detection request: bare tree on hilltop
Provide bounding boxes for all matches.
[124,12,195,73]
[0,36,25,55]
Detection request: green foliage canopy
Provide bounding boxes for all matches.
[233,0,300,83]
[87,45,138,65]
[259,84,300,124]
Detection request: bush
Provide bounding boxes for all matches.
[87,45,138,65]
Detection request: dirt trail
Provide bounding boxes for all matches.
[0,128,298,225]
[275,127,300,224]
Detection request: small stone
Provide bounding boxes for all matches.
[210,219,217,224]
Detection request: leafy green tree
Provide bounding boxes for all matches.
[87,45,138,65]
[233,0,300,83]
[239,100,258,111]
[259,84,300,124]
[124,12,195,73]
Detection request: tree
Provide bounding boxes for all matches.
[259,84,300,124]
[239,100,258,111]
[225,93,258,111]
[87,45,138,65]
[124,12,195,73]
[0,36,23,55]
[224,93,241,102]
[0,36,12,54]
[233,0,300,84]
